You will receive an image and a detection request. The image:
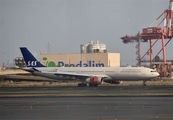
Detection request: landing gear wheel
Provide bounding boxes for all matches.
[89,83,93,87]
[143,80,146,86]
[89,84,98,87]
[78,83,87,87]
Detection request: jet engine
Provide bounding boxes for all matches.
[86,76,103,86]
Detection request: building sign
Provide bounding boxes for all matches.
[58,60,104,67]
[42,57,105,67]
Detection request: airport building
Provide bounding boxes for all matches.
[40,52,120,67]
[40,41,120,67]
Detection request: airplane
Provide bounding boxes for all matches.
[20,47,160,86]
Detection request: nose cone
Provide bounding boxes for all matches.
[155,72,160,77]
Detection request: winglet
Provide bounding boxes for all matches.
[20,47,45,67]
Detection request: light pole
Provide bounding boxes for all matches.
[2,52,5,67]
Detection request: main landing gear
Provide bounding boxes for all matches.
[77,83,98,87]
[89,83,98,87]
[143,80,146,86]
[78,83,87,87]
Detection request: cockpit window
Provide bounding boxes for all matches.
[150,70,156,72]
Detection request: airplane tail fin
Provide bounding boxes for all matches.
[20,47,45,67]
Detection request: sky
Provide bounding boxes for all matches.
[0,0,172,67]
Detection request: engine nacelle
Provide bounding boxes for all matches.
[86,76,103,86]
[105,80,122,84]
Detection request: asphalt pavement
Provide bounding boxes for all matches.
[0,97,173,120]
[0,86,173,97]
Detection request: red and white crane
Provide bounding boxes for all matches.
[121,0,173,66]
[121,0,173,77]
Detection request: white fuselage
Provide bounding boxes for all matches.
[24,66,159,81]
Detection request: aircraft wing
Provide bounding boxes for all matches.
[54,71,108,79]
[40,70,109,80]
[54,72,89,77]
[32,68,109,80]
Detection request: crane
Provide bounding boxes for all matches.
[121,0,173,77]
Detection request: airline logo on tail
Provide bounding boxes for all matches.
[27,61,38,67]
[20,47,45,67]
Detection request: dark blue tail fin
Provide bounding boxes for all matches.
[20,47,45,67]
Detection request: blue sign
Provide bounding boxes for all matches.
[58,60,104,67]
